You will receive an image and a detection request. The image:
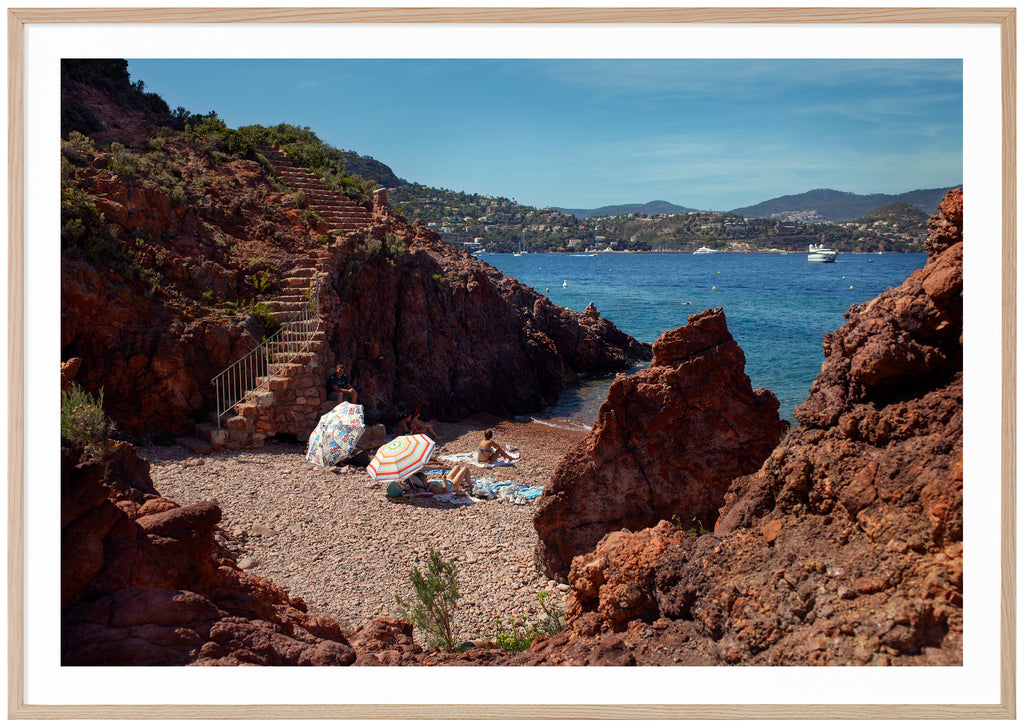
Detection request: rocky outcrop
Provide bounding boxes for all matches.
[61,76,650,441]
[533,307,785,580]
[319,228,651,424]
[511,189,964,666]
[61,440,357,665]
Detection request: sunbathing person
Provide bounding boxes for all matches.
[426,464,474,496]
[477,429,517,463]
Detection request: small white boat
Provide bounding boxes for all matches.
[693,246,719,255]
[807,244,838,263]
[563,280,568,288]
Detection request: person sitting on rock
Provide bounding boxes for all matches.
[477,429,517,463]
[583,301,599,320]
[395,411,414,436]
[327,364,357,404]
[397,408,436,438]
[410,408,436,437]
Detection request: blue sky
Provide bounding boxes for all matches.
[126,58,963,211]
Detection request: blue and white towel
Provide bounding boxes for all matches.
[472,476,543,504]
[440,452,517,468]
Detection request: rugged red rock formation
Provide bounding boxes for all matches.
[513,189,964,666]
[61,439,358,665]
[533,307,786,580]
[61,130,649,440]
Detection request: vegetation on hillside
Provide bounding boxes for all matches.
[61,59,933,257]
[730,186,955,222]
[854,201,929,228]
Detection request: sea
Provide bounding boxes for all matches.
[483,251,928,429]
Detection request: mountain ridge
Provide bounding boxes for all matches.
[548,186,960,222]
[551,200,698,218]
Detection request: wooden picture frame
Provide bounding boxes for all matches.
[8,5,1015,719]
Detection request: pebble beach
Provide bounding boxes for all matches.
[137,414,588,645]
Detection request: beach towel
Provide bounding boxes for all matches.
[385,470,478,505]
[440,452,518,469]
[472,476,543,504]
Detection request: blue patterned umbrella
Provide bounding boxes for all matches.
[305,402,365,467]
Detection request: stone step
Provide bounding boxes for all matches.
[269,352,318,366]
[269,300,310,311]
[272,293,309,303]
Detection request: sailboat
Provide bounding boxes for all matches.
[513,230,528,256]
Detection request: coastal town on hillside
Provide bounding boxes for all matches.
[388,186,930,255]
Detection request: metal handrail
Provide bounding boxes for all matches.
[211,274,321,428]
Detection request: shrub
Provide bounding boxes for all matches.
[481,590,566,652]
[61,382,115,460]
[671,514,710,536]
[396,549,461,652]
[535,589,566,635]
[251,302,281,333]
[488,616,537,652]
[61,184,124,264]
[251,270,271,294]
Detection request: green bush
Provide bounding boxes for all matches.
[251,302,280,333]
[61,183,125,265]
[482,590,566,652]
[61,382,115,460]
[671,514,710,536]
[396,549,461,652]
[251,270,271,294]
[187,112,257,159]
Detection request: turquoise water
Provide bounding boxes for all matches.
[484,251,927,426]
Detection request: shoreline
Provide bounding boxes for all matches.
[137,414,588,645]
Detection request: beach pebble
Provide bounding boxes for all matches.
[138,418,583,646]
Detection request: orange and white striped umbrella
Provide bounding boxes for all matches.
[366,434,436,482]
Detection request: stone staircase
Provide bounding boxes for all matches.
[177,148,381,454]
[180,260,336,454]
[258,145,374,236]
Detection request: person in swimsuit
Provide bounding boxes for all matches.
[477,428,516,463]
[426,464,474,496]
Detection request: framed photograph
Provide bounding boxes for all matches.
[9,4,1015,719]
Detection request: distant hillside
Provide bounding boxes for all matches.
[855,201,930,229]
[730,186,960,223]
[341,151,404,189]
[552,200,699,218]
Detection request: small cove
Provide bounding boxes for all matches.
[489,251,927,427]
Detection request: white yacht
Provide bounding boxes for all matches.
[693,246,719,255]
[807,244,838,263]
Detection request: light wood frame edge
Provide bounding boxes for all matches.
[7,6,1015,720]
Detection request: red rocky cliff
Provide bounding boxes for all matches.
[533,307,786,580]
[320,229,651,424]
[61,73,650,440]
[510,189,964,666]
[61,439,357,665]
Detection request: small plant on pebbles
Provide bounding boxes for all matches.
[396,549,461,652]
[482,590,567,652]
